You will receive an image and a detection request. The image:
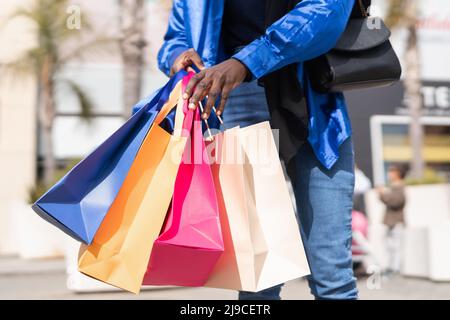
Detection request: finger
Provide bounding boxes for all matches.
[216,86,232,116]
[183,71,205,101]
[188,51,205,71]
[203,80,223,119]
[186,66,196,73]
[189,77,211,110]
[171,50,191,76]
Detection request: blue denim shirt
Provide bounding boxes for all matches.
[157,0,354,169]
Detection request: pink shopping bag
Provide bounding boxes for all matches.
[142,74,224,287]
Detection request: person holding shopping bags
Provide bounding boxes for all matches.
[158,0,364,300]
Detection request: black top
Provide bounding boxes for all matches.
[221,0,267,55]
[221,0,369,54]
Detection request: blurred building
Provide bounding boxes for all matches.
[0,0,37,254]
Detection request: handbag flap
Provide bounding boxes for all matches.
[334,17,391,52]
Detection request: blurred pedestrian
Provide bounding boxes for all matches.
[376,164,407,275]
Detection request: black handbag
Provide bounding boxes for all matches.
[305,0,402,93]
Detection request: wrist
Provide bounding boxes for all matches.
[231,58,253,82]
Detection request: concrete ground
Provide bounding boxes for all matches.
[1,256,450,300]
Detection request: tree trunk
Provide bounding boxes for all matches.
[39,57,56,186]
[404,0,424,179]
[119,0,146,118]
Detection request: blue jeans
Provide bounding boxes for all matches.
[222,81,358,300]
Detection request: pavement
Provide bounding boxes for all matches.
[1,256,450,300]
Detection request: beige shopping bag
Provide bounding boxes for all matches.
[205,122,310,292]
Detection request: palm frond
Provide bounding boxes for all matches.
[1,53,35,77]
[62,79,95,122]
[0,46,45,84]
[5,0,88,65]
[385,0,408,28]
[58,36,119,65]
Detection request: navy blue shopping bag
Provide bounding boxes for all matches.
[32,71,187,244]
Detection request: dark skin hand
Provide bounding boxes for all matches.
[170,48,205,76]
[184,59,249,119]
[171,48,249,120]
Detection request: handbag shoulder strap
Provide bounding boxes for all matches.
[353,0,371,18]
[274,0,371,19]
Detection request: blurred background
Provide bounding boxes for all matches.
[0,0,449,299]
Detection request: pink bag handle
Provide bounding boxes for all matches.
[156,83,203,241]
[180,71,223,140]
[179,72,196,136]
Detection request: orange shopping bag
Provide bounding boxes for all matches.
[78,78,193,293]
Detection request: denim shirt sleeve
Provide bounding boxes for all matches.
[233,0,355,79]
[157,0,190,76]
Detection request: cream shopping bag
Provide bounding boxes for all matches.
[205,122,310,292]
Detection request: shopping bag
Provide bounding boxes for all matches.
[77,75,193,294]
[205,122,310,292]
[32,71,186,244]
[143,98,223,287]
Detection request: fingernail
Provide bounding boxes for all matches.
[189,103,196,110]
[183,93,189,100]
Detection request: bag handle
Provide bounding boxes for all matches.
[183,66,223,141]
[180,71,216,141]
[185,66,225,127]
[357,0,369,18]
[153,80,194,138]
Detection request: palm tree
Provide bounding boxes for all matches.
[2,0,109,186]
[386,0,424,179]
[118,0,147,118]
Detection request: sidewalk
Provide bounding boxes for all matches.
[1,256,450,299]
[0,255,65,276]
